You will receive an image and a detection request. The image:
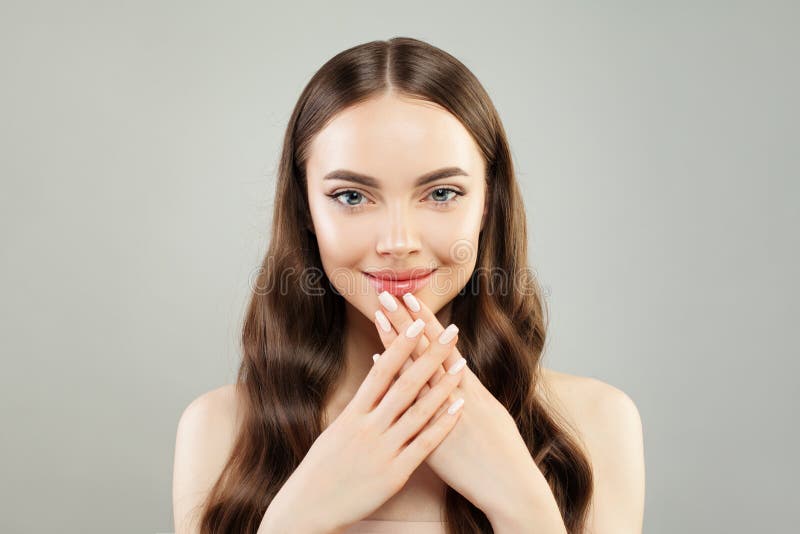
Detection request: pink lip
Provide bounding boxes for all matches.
[364,269,436,296]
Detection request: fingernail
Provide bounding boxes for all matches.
[447,397,465,415]
[438,324,459,344]
[402,293,420,312]
[374,310,392,332]
[447,357,466,374]
[405,318,425,338]
[372,353,380,363]
[379,291,398,312]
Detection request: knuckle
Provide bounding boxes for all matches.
[417,432,437,451]
[405,398,428,422]
[393,374,417,396]
[423,359,443,379]
[386,464,409,493]
[348,412,372,437]
[400,405,420,425]
[370,362,392,382]
[428,346,449,364]
[443,370,461,387]
[356,419,377,441]
[362,410,384,436]
[437,381,456,400]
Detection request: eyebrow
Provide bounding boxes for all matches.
[322,166,469,188]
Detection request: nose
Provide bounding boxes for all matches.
[375,205,421,259]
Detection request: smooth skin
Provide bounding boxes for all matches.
[373,291,570,533]
[304,92,487,427]
[173,91,645,532]
[258,314,467,534]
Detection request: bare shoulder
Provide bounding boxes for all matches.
[172,384,242,534]
[539,368,645,532]
[538,368,641,437]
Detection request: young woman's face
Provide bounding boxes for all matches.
[305,92,487,319]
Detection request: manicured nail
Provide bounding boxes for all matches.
[447,357,467,374]
[402,293,420,312]
[438,324,459,344]
[405,318,425,338]
[379,291,398,312]
[374,310,392,332]
[447,397,465,415]
[372,353,380,363]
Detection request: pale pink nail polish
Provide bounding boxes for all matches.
[405,318,425,338]
[375,310,392,332]
[438,324,459,344]
[378,291,398,312]
[402,293,420,312]
[447,397,465,415]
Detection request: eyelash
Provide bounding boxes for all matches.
[326,187,465,213]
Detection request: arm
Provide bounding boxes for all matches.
[257,474,343,534]
[486,379,646,533]
[580,382,645,533]
[174,386,341,534]
[484,460,568,534]
[172,386,239,534]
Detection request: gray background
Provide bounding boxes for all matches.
[1,1,797,533]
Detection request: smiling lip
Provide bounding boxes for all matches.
[364,268,436,296]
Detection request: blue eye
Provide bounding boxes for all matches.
[429,188,458,203]
[327,187,464,213]
[333,190,366,207]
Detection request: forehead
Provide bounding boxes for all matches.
[307,93,483,183]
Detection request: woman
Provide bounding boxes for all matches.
[172,37,645,534]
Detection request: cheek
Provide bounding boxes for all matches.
[318,223,369,256]
[425,240,480,301]
[426,206,481,268]
[425,203,483,299]
[310,209,372,291]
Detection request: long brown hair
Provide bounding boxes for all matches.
[199,37,593,533]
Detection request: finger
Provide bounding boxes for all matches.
[393,396,465,478]
[376,292,430,399]
[378,291,427,359]
[400,292,465,388]
[369,319,460,433]
[377,290,451,395]
[375,310,430,400]
[350,317,426,413]
[383,357,467,450]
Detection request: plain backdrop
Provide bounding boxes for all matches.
[1,1,797,533]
